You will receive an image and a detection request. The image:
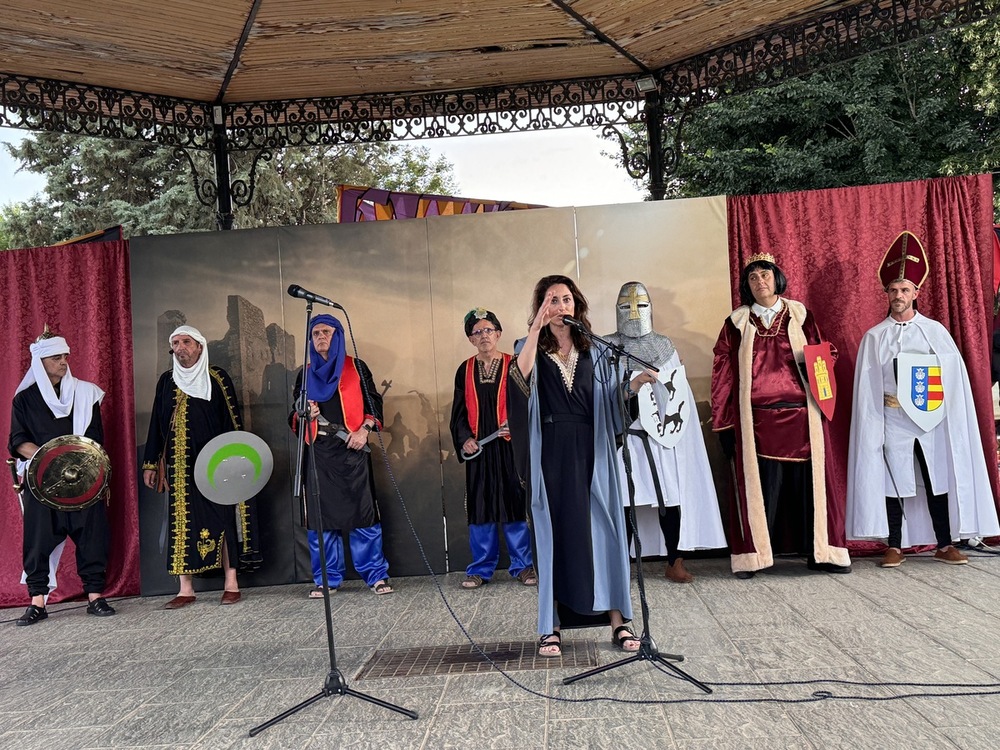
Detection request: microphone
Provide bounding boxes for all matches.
[287,285,343,309]
[561,315,587,331]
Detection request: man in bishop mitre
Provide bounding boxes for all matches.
[847,231,999,567]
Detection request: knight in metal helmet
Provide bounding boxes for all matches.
[606,282,726,583]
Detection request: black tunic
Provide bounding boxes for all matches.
[291,358,382,532]
[10,383,103,453]
[142,367,262,576]
[536,353,602,625]
[449,357,527,525]
[10,383,109,595]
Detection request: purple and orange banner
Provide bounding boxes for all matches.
[337,185,543,223]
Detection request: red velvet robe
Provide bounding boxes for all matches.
[711,299,850,572]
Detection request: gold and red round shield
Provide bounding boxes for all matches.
[26,435,111,511]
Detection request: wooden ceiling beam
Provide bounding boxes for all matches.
[547,0,653,74]
[216,0,264,104]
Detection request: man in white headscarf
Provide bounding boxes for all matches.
[142,325,262,608]
[8,327,115,625]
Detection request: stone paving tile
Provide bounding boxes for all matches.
[965,658,1000,680]
[0,679,75,716]
[784,700,958,750]
[0,726,188,750]
[16,688,150,731]
[187,716,318,750]
[810,618,933,652]
[546,716,674,749]
[899,691,1000,729]
[6,568,1000,748]
[734,635,860,672]
[95,699,230,747]
[437,670,549,704]
[662,701,802,742]
[938,726,992,750]
[676,739,816,750]
[712,609,817,641]
[668,653,759,686]
[920,619,1000,659]
[422,700,547,749]
[652,625,743,657]
[842,646,997,682]
[140,667,266,706]
[310,725,431,750]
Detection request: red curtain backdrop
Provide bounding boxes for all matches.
[727,174,1000,550]
[0,240,139,607]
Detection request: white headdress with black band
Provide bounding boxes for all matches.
[15,334,104,436]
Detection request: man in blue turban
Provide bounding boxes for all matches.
[290,314,393,597]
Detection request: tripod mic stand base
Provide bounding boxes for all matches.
[249,668,418,737]
[562,636,712,694]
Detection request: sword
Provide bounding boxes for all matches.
[7,457,23,492]
[461,427,506,460]
[334,428,371,454]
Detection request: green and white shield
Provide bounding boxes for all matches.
[194,431,273,505]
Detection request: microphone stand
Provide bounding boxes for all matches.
[250,300,417,737]
[561,325,711,694]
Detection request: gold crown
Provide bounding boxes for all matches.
[744,252,776,268]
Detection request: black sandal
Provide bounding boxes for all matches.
[538,632,562,657]
[612,625,640,652]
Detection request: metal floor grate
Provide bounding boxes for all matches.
[356,639,599,679]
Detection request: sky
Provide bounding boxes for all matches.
[0,126,646,210]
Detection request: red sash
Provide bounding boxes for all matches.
[294,356,372,441]
[338,356,368,432]
[464,353,510,439]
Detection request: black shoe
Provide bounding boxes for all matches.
[86,597,116,617]
[16,604,48,626]
[807,560,852,574]
[734,571,755,580]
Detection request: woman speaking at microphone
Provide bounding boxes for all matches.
[507,275,638,658]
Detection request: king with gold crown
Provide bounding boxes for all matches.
[711,252,851,578]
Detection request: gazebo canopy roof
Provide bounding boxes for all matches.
[0,0,897,102]
[0,0,983,149]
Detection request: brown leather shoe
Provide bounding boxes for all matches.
[220,590,242,605]
[880,548,905,568]
[934,546,969,565]
[664,559,693,583]
[164,595,197,609]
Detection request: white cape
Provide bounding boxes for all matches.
[847,313,999,545]
[618,351,727,555]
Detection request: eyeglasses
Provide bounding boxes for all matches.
[470,328,498,338]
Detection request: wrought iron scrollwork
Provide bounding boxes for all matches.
[175,145,273,213]
[0,0,988,153]
[174,147,218,207]
[231,149,273,208]
[602,125,649,181]
[0,0,988,214]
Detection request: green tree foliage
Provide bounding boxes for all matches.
[612,12,1000,202]
[0,133,457,249]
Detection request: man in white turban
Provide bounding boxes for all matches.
[142,325,262,608]
[9,328,115,625]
